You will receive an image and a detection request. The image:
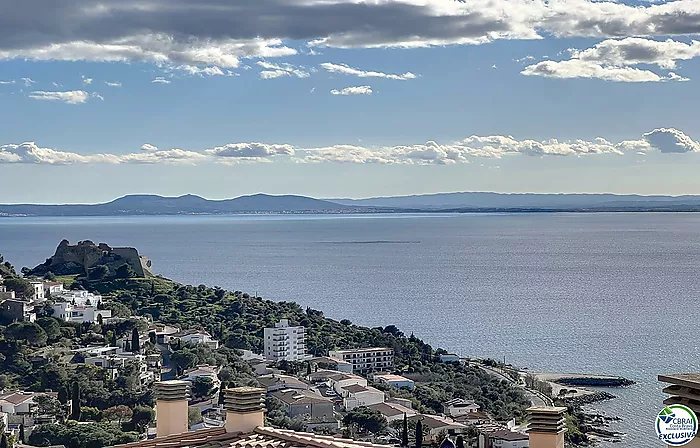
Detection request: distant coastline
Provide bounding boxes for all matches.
[5,191,700,217]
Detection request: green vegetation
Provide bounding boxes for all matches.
[343,407,387,434]
[0,250,534,448]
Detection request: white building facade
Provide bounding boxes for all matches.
[328,348,394,374]
[264,319,307,361]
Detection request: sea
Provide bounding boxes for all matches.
[2,212,698,447]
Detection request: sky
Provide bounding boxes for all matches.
[2,0,700,203]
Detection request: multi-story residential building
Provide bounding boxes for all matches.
[28,281,45,301]
[43,281,65,296]
[328,348,394,374]
[263,319,307,361]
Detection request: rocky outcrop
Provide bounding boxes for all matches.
[30,240,153,277]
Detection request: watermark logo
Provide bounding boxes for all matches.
[656,405,698,446]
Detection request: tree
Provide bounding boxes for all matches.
[81,407,102,422]
[35,394,66,421]
[71,381,81,421]
[131,328,140,353]
[103,405,133,424]
[97,314,104,326]
[415,421,423,448]
[19,424,25,443]
[188,407,202,427]
[191,377,215,399]
[343,407,387,434]
[115,264,136,279]
[455,436,464,448]
[37,317,62,342]
[44,271,57,281]
[4,322,47,346]
[0,433,7,448]
[2,277,34,299]
[131,406,155,433]
[401,414,409,447]
[110,333,117,347]
[89,265,109,281]
[58,387,69,405]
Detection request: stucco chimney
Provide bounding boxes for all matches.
[224,387,266,434]
[658,373,700,448]
[154,380,190,437]
[526,406,566,448]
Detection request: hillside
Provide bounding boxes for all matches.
[0,194,355,216]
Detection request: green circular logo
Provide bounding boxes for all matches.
[656,405,698,446]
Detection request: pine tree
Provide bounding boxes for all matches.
[401,413,409,447]
[71,381,81,420]
[131,328,140,353]
[415,421,422,448]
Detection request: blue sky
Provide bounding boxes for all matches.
[2,0,700,203]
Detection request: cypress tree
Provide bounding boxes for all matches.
[306,362,312,376]
[19,424,25,443]
[58,386,68,405]
[110,333,117,347]
[71,381,81,420]
[1,433,7,448]
[218,382,227,406]
[401,413,409,447]
[131,328,139,353]
[415,421,422,448]
[455,436,464,448]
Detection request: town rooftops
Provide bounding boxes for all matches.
[366,402,416,418]
[454,411,490,422]
[327,372,363,382]
[112,425,390,448]
[374,374,412,382]
[408,415,466,430]
[486,430,528,441]
[342,384,375,394]
[271,389,333,405]
[172,329,212,337]
[257,374,309,390]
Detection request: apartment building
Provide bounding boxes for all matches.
[328,347,394,374]
[263,319,307,361]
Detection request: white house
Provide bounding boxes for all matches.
[52,302,111,323]
[181,365,222,391]
[443,398,480,417]
[148,324,181,344]
[341,384,385,410]
[53,290,103,306]
[328,372,367,395]
[28,281,45,301]
[258,374,310,393]
[439,354,460,363]
[408,415,467,442]
[171,329,219,349]
[44,282,65,296]
[0,391,60,426]
[374,374,415,390]
[309,356,353,373]
[367,402,417,422]
[263,319,308,361]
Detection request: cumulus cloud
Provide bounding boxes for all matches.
[1,0,700,73]
[256,61,310,79]
[320,62,416,80]
[522,37,700,82]
[642,128,700,153]
[1,128,697,166]
[330,86,373,95]
[28,90,90,104]
[152,77,171,84]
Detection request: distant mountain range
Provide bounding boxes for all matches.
[3,192,700,217]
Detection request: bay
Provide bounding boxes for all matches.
[2,212,698,447]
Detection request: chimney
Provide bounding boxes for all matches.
[658,374,700,448]
[224,387,266,434]
[526,406,566,448]
[154,380,190,437]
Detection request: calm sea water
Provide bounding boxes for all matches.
[2,212,698,447]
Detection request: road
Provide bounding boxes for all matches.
[479,365,552,407]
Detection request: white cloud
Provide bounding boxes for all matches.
[522,38,700,82]
[152,77,171,84]
[28,90,90,104]
[256,61,310,79]
[21,77,36,86]
[330,85,373,95]
[177,65,227,76]
[1,128,696,166]
[642,128,700,153]
[320,62,416,80]
[91,92,104,101]
[0,80,14,85]
[82,76,93,85]
[105,81,122,87]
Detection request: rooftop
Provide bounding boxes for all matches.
[374,374,412,382]
[487,430,528,441]
[112,426,389,448]
[366,402,416,418]
[271,389,332,406]
[330,348,392,354]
